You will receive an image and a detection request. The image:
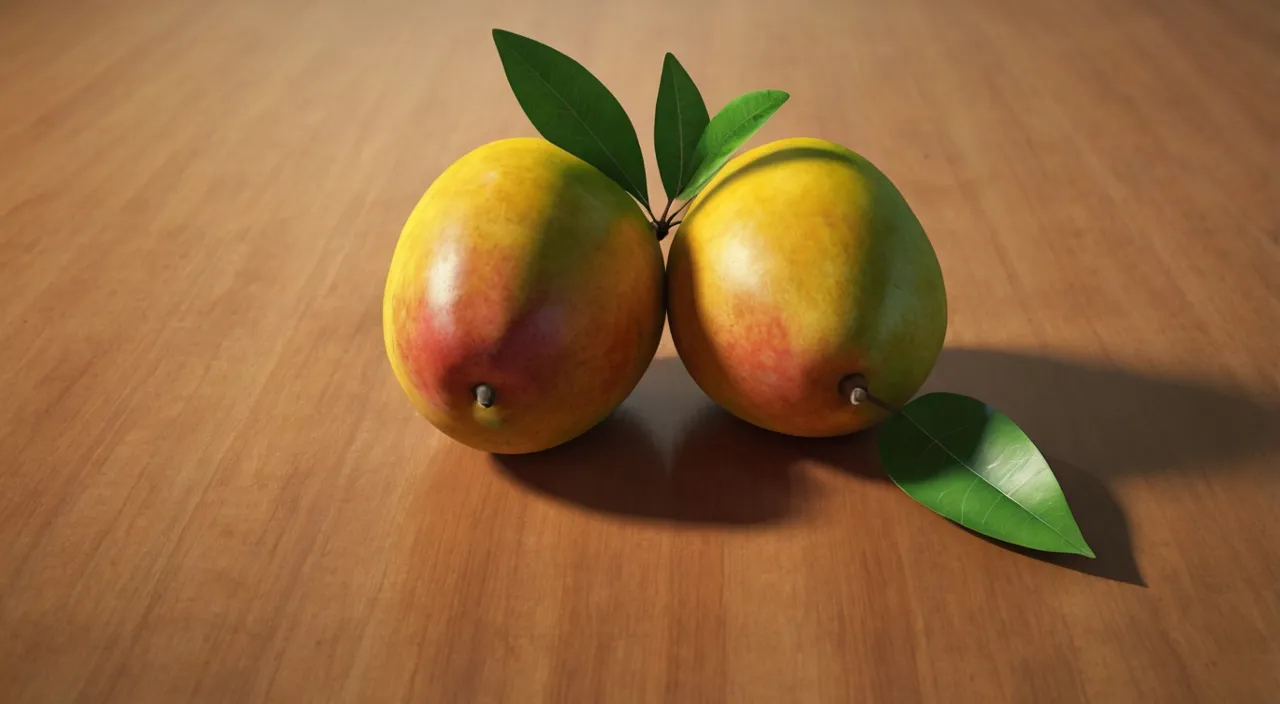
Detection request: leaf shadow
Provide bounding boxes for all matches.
[686,145,850,214]
[962,458,1145,586]
[919,347,1280,585]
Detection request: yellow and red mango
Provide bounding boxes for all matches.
[383,138,664,454]
[667,137,947,437]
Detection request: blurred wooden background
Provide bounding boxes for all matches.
[1,0,1277,701]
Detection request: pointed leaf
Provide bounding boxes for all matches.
[677,89,789,201]
[878,392,1095,558]
[654,53,710,200]
[492,29,650,208]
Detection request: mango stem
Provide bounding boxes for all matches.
[838,374,895,412]
[474,384,496,409]
[651,197,692,241]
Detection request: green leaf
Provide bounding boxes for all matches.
[492,29,650,209]
[654,53,709,200]
[677,89,789,201]
[878,392,1095,558]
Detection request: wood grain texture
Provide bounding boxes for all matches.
[2,0,1278,701]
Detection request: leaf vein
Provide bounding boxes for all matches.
[958,478,978,524]
[709,103,781,150]
[671,73,686,193]
[903,410,1086,553]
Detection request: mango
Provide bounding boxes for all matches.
[383,138,664,454]
[666,137,947,437]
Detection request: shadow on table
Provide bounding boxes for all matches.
[964,458,1145,586]
[496,347,1277,578]
[492,405,807,525]
[922,348,1280,478]
[495,357,885,525]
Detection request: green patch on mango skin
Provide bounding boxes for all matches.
[472,404,505,430]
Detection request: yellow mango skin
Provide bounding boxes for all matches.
[383,138,664,454]
[667,137,947,437]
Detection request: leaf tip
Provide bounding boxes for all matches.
[492,28,523,55]
[1077,542,1096,559]
[661,52,686,80]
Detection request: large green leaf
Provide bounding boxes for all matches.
[492,29,650,209]
[878,392,1095,557]
[677,89,789,201]
[654,53,709,200]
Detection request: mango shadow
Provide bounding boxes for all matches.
[671,403,888,485]
[688,145,855,216]
[493,357,811,525]
[922,348,1280,477]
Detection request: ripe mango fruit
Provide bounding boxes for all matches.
[667,137,947,437]
[383,138,665,454]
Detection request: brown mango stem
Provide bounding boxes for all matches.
[839,374,897,413]
[658,198,673,224]
[474,384,495,408]
[651,197,693,241]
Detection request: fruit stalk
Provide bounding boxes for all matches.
[838,374,897,413]
[651,198,678,241]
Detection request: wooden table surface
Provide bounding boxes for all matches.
[2,0,1278,701]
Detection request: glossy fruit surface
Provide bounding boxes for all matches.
[667,137,947,437]
[383,138,664,453]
